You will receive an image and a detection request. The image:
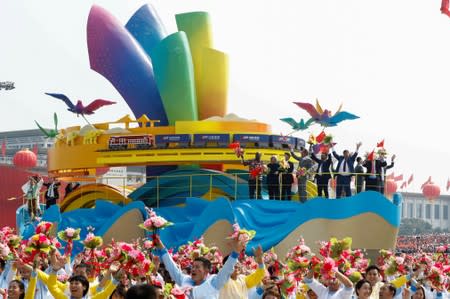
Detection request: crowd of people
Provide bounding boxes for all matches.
[396,233,450,253]
[241,143,396,201]
[0,218,449,299]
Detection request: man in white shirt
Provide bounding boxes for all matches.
[155,235,245,299]
[303,268,354,299]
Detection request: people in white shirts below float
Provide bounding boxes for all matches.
[154,234,247,299]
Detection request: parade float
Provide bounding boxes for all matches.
[16,3,401,258]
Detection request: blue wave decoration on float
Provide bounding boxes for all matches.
[20,201,147,256]
[155,192,402,254]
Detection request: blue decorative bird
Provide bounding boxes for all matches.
[280,117,315,131]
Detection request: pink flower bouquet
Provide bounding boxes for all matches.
[83,232,103,249]
[226,223,256,245]
[57,227,81,242]
[139,209,173,233]
[35,221,53,236]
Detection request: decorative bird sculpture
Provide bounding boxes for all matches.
[45,92,116,125]
[293,99,359,127]
[280,117,315,131]
[35,113,59,139]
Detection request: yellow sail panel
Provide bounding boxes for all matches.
[198,48,228,119]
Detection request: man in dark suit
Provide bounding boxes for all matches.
[354,157,365,193]
[363,155,388,193]
[332,142,362,198]
[280,152,294,200]
[310,152,332,198]
[290,147,314,203]
[43,178,61,209]
[241,152,265,199]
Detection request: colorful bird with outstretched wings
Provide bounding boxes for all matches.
[45,93,116,116]
[35,113,59,139]
[293,99,359,127]
[280,117,315,131]
[45,92,116,125]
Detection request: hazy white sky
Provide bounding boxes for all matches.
[0,0,449,193]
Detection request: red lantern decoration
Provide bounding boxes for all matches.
[13,148,37,169]
[422,181,441,201]
[385,179,398,195]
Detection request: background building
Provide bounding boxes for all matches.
[0,129,51,171]
[401,192,450,231]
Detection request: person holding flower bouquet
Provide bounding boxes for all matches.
[266,156,281,200]
[32,249,121,299]
[154,234,245,299]
[303,266,354,299]
[280,153,294,201]
[290,147,313,203]
[22,176,43,221]
[218,245,265,299]
[241,152,265,199]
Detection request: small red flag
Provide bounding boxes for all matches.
[447,178,450,191]
[421,176,432,189]
[400,181,407,189]
[316,131,326,143]
[407,174,414,185]
[441,0,450,16]
[32,143,38,155]
[367,150,375,161]
[1,138,5,158]
[394,174,403,182]
[377,140,384,148]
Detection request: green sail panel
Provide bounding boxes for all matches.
[152,31,198,124]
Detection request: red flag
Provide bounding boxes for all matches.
[394,174,403,182]
[407,174,414,185]
[32,143,38,155]
[1,138,5,158]
[400,181,407,189]
[447,178,450,191]
[316,131,326,143]
[319,143,330,154]
[367,150,375,161]
[442,0,450,17]
[377,139,384,148]
[421,176,432,189]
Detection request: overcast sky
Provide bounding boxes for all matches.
[0,0,449,194]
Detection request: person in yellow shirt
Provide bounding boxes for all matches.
[219,245,266,299]
[26,250,120,299]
